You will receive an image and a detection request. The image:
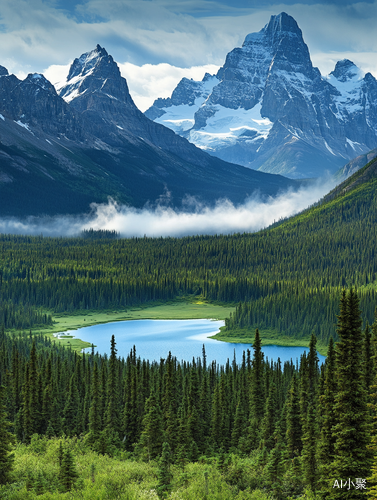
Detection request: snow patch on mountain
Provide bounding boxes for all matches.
[15,120,32,132]
[325,61,365,120]
[57,45,106,103]
[187,102,273,151]
[151,74,219,133]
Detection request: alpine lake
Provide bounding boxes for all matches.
[51,304,326,366]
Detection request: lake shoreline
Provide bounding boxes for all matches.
[29,301,327,357]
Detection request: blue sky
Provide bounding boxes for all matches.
[1,0,376,110]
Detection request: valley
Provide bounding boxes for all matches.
[1,6,377,500]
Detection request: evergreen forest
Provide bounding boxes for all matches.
[1,159,377,497]
[2,160,377,346]
[1,289,377,498]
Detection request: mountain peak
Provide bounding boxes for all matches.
[330,59,361,82]
[25,73,56,93]
[266,12,301,37]
[58,44,131,107]
[243,12,301,45]
[66,45,110,82]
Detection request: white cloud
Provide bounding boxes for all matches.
[43,63,71,86]
[119,62,219,111]
[0,0,375,86]
[0,178,337,238]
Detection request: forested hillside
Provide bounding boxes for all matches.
[2,157,377,345]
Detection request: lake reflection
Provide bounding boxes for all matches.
[59,319,326,366]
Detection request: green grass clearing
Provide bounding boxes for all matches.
[211,327,328,356]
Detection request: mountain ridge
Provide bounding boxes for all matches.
[145,12,377,179]
[0,45,300,217]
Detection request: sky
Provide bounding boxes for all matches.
[0,0,376,111]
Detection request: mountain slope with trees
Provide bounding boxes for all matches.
[2,156,377,347]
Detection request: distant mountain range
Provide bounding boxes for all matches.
[0,45,300,217]
[145,12,377,179]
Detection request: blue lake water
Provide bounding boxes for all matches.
[56,319,326,366]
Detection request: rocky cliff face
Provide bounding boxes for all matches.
[145,12,377,179]
[57,45,221,167]
[0,68,84,140]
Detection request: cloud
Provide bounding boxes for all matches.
[0,178,337,238]
[43,63,71,86]
[0,0,376,79]
[118,62,220,111]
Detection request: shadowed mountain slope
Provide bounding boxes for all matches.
[0,46,300,217]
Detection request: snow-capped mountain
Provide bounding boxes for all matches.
[0,45,300,217]
[145,12,377,179]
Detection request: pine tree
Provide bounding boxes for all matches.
[0,385,14,484]
[157,442,173,498]
[138,390,163,460]
[59,447,79,492]
[247,328,265,450]
[328,289,372,498]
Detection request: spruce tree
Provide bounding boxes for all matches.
[62,373,80,436]
[104,335,121,438]
[101,336,121,452]
[176,404,189,468]
[285,373,302,459]
[23,340,40,442]
[86,361,101,447]
[231,399,246,450]
[328,289,372,498]
[364,322,375,395]
[301,333,319,492]
[138,390,163,460]
[247,328,265,449]
[264,425,285,500]
[317,337,337,494]
[0,385,14,484]
[261,381,277,452]
[157,442,173,498]
[59,447,79,492]
[123,360,139,450]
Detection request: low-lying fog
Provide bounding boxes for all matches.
[0,178,337,238]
